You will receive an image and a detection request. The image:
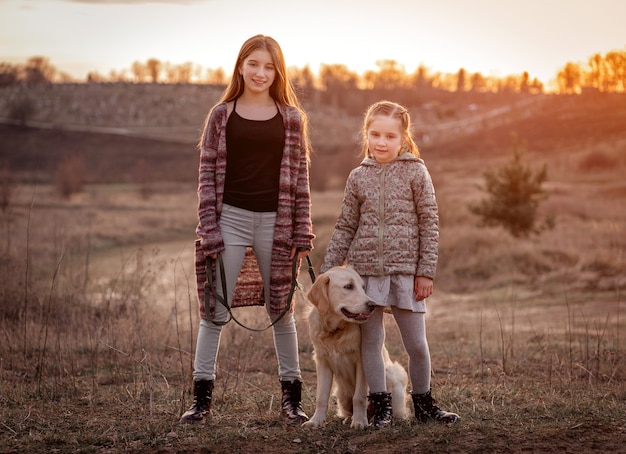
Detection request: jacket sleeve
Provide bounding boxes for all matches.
[195,105,225,256]
[321,171,360,273]
[413,164,439,279]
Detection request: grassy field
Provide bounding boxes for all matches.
[0,87,625,453]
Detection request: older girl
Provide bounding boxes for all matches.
[181,34,314,424]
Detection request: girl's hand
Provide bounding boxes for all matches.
[414,276,433,300]
[290,247,310,260]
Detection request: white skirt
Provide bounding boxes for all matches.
[362,275,426,313]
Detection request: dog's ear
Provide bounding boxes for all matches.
[307,272,330,313]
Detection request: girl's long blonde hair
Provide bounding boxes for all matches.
[205,34,311,157]
[360,100,420,159]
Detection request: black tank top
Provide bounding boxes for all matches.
[223,99,285,212]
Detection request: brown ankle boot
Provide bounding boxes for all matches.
[180,379,214,423]
[280,379,309,423]
[368,392,392,429]
[411,389,460,424]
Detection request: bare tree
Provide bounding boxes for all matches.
[585,51,624,92]
[529,77,544,94]
[363,60,408,90]
[146,58,161,83]
[24,56,56,85]
[0,63,19,86]
[131,61,148,83]
[412,64,433,89]
[204,67,226,85]
[470,72,486,92]
[520,72,530,94]
[557,62,583,94]
[604,50,626,92]
[165,61,192,84]
[289,65,316,101]
[456,68,467,92]
[587,53,605,90]
[319,64,358,108]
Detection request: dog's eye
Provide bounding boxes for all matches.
[344,284,354,290]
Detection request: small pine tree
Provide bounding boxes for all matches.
[469,135,552,238]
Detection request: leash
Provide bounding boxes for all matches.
[204,253,316,332]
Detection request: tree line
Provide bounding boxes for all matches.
[557,49,626,94]
[1,49,624,97]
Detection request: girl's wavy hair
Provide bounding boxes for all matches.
[360,100,420,159]
[202,34,311,157]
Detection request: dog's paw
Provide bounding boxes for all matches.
[350,417,369,430]
[302,416,325,429]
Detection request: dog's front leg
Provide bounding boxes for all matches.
[302,362,333,428]
[351,362,369,429]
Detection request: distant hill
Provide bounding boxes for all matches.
[1,84,624,189]
[0,124,198,184]
[426,93,626,158]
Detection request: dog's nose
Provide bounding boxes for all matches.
[367,301,377,312]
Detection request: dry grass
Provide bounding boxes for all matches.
[1,89,625,453]
[1,176,624,453]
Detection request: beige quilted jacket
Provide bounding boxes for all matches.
[321,153,439,279]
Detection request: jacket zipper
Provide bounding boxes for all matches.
[378,167,385,274]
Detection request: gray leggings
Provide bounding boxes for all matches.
[361,306,431,394]
[193,204,302,382]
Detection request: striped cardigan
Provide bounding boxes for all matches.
[196,101,315,318]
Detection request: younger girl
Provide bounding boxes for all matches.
[321,100,460,428]
[181,35,314,424]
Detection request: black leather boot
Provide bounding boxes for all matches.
[280,379,309,423]
[180,379,214,423]
[368,392,392,428]
[411,388,460,424]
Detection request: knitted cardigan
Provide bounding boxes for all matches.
[321,153,439,279]
[195,101,315,318]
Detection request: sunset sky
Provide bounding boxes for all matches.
[1,0,624,88]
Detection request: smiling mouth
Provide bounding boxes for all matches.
[341,308,372,321]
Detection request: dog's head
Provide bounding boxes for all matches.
[307,265,376,323]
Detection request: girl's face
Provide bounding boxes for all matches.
[367,115,403,164]
[239,49,276,94]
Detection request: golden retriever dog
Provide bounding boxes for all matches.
[302,265,408,429]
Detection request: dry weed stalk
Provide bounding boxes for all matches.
[36,248,66,393]
[102,343,156,416]
[22,186,36,359]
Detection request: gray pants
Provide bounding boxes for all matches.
[361,306,431,394]
[193,204,302,382]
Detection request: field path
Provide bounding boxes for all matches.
[86,237,197,316]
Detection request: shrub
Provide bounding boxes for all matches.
[7,95,36,126]
[577,149,618,171]
[0,160,14,213]
[55,154,85,198]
